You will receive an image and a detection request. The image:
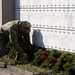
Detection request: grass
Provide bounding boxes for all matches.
[16,64,51,74]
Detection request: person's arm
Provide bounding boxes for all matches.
[23,33,32,46]
[9,28,24,54]
[10,28,28,59]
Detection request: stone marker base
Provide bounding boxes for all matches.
[0,62,35,75]
[7,65,34,75]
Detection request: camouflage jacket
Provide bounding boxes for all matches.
[0,20,31,53]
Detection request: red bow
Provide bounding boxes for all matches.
[40,52,48,60]
[40,55,45,60]
[50,58,58,63]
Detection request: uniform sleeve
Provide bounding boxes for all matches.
[10,28,24,54]
[23,33,33,51]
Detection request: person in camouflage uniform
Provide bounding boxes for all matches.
[0,20,33,61]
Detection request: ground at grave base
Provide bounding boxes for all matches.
[0,68,20,75]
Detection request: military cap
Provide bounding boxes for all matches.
[19,21,31,28]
